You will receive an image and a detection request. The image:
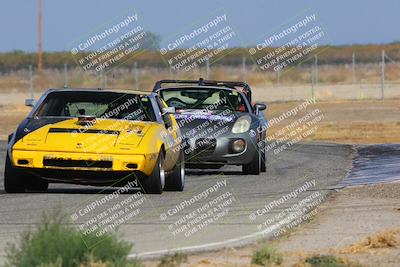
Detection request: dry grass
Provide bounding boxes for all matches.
[333,229,399,254]
[1,62,400,93]
[265,99,400,144]
[310,122,400,144]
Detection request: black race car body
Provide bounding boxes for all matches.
[153,79,268,174]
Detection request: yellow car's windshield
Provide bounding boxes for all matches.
[34,91,156,121]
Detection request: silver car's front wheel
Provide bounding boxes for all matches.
[242,146,261,175]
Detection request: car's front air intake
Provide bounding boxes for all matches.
[194,138,217,156]
[43,158,112,169]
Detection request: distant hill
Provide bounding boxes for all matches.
[1,43,399,72]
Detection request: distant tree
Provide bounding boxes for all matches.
[138,31,161,51]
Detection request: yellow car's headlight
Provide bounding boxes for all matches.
[232,115,251,133]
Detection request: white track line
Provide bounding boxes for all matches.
[128,213,299,260]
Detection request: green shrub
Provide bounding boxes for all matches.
[251,245,283,266]
[158,252,188,267]
[305,255,361,267]
[4,209,142,267]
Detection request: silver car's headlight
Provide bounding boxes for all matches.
[232,115,251,133]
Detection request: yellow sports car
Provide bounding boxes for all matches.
[4,88,185,194]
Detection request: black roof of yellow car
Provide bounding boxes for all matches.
[46,88,154,95]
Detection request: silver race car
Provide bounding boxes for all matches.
[153,78,267,174]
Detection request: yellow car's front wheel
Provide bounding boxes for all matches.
[4,152,26,193]
[140,151,165,194]
[165,150,185,191]
[4,152,49,193]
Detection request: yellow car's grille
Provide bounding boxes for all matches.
[43,158,112,169]
[48,128,119,135]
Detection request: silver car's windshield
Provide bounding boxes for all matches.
[159,88,249,112]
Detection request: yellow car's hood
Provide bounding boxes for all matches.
[13,118,155,154]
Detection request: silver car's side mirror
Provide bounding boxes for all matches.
[25,99,36,107]
[254,103,267,115]
[162,106,175,115]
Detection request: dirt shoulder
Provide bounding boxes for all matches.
[265,99,400,144]
[143,183,400,267]
[273,182,400,267]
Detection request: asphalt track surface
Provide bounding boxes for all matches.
[0,140,357,261]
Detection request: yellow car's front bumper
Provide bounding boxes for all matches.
[11,149,157,176]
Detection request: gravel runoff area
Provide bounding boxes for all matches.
[142,182,400,267]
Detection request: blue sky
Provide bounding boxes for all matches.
[0,0,399,52]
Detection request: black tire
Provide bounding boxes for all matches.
[260,139,266,172]
[165,151,185,191]
[140,151,165,194]
[4,152,27,193]
[242,146,261,175]
[26,177,49,192]
[261,149,266,172]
